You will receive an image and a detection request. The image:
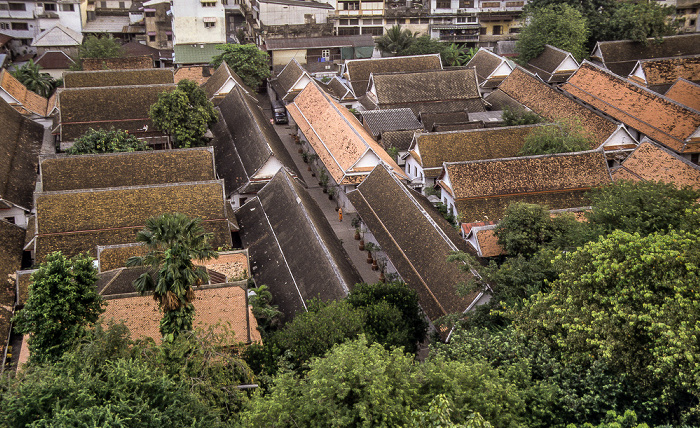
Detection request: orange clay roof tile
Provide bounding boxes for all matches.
[612,141,700,190]
[664,79,700,111]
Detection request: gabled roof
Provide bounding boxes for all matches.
[101,281,261,344]
[628,55,700,92]
[266,34,374,50]
[0,98,44,210]
[34,51,75,70]
[347,165,478,322]
[31,24,83,47]
[494,67,618,149]
[82,55,153,71]
[201,62,251,100]
[236,169,362,321]
[463,223,504,258]
[562,61,700,154]
[271,59,309,102]
[174,65,213,85]
[591,34,700,76]
[381,130,418,151]
[365,68,483,114]
[287,82,407,185]
[420,111,470,132]
[465,48,513,87]
[57,84,175,141]
[359,108,422,137]
[664,78,700,111]
[318,76,355,101]
[343,54,442,97]
[211,86,302,196]
[443,150,611,223]
[412,124,554,177]
[63,68,174,88]
[612,141,700,190]
[34,180,231,261]
[0,69,49,117]
[40,148,216,192]
[525,44,578,83]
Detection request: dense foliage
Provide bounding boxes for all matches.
[12,252,105,365]
[66,128,151,155]
[79,34,124,59]
[211,43,271,89]
[11,59,59,98]
[516,4,589,63]
[501,106,543,126]
[518,120,593,155]
[149,79,217,148]
[127,213,218,340]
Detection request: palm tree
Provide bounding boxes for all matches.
[127,213,218,340]
[375,25,419,56]
[11,59,55,97]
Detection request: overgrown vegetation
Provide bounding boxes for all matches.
[501,106,543,126]
[11,59,61,97]
[375,25,476,66]
[518,120,593,155]
[67,128,152,155]
[211,43,271,89]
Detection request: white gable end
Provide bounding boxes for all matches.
[556,55,579,73]
[254,156,285,180]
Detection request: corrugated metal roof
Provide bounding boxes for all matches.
[82,16,130,33]
[266,34,374,50]
[173,44,220,65]
[32,24,83,47]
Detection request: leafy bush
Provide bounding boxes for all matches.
[67,128,151,155]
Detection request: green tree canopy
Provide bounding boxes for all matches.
[516,4,589,63]
[398,35,473,66]
[501,106,543,126]
[586,180,700,236]
[127,213,218,340]
[79,34,124,59]
[11,59,58,97]
[211,43,271,89]
[66,127,152,155]
[512,229,700,424]
[149,79,217,148]
[375,25,419,55]
[518,120,593,156]
[12,252,105,365]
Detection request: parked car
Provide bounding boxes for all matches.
[272,100,288,124]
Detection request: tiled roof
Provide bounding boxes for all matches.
[31,24,82,47]
[63,69,174,88]
[319,76,354,101]
[413,124,554,177]
[236,169,362,321]
[496,67,618,149]
[367,68,482,114]
[562,61,700,154]
[211,86,302,196]
[664,78,700,111]
[344,54,442,97]
[631,56,700,91]
[525,45,577,83]
[101,282,261,344]
[466,49,503,85]
[0,220,24,305]
[445,150,611,223]
[0,69,49,117]
[34,51,75,70]
[420,111,470,132]
[359,108,421,137]
[34,180,231,260]
[380,130,419,151]
[174,65,213,85]
[82,15,130,33]
[463,223,504,258]
[97,243,146,273]
[0,98,44,210]
[611,141,700,190]
[173,44,220,65]
[40,148,216,192]
[266,34,374,50]
[15,270,33,307]
[201,62,252,100]
[58,84,175,141]
[271,59,307,101]
[287,82,407,185]
[347,165,478,322]
[82,56,153,71]
[121,41,170,62]
[593,34,700,76]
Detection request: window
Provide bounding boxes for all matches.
[43,3,57,11]
[202,1,216,5]
[385,18,398,24]
[222,0,228,4]
[690,19,697,26]
[479,26,486,35]
[505,1,523,6]
[0,3,7,10]
[362,26,383,35]
[492,25,502,35]
[339,18,359,25]
[149,35,156,41]
[9,3,26,10]
[60,3,75,11]
[436,0,451,8]
[119,1,125,8]
[343,2,359,10]
[145,11,155,16]
[0,23,8,30]
[12,22,28,30]
[338,27,360,35]
[420,18,429,23]
[410,18,419,24]
[459,0,473,7]
[508,27,520,33]
[167,33,172,41]
[204,21,215,28]
[4,217,15,224]
[100,1,106,7]
[321,49,330,58]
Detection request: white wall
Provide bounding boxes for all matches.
[172,0,226,44]
[259,2,332,26]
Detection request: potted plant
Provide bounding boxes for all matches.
[364,242,380,265]
[328,187,336,200]
[377,256,387,281]
[301,152,309,163]
[351,217,361,240]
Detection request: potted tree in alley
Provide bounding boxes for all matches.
[328,187,336,200]
[364,242,378,265]
[377,256,387,282]
[301,152,309,163]
[351,217,362,240]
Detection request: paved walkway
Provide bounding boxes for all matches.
[257,94,379,285]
